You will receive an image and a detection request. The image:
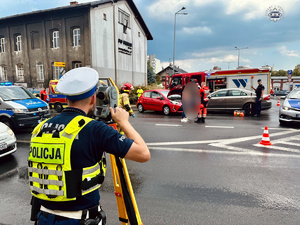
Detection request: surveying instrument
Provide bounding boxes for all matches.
[94,78,143,225]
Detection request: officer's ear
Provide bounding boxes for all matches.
[90,93,96,105]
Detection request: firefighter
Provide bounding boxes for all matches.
[195,82,210,123]
[28,67,150,225]
[40,87,49,103]
[119,83,135,118]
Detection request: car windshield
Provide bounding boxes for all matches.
[0,87,35,101]
[289,89,300,99]
[160,90,169,97]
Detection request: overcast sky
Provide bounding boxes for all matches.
[1,0,300,72]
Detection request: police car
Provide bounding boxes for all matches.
[279,87,300,125]
[0,85,51,130]
[0,122,17,158]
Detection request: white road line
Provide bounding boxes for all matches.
[253,144,300,153]
[147,139,224,146]
[149,146,300,158]
[155,124,182,127]
[276,141,300,147]
[205,126,234,129]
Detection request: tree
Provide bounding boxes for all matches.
[271,70,287,76]
[292,68,300,76]
[147,60,156,84]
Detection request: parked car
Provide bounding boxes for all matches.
[137,89,182,115]
[271,90,288,97]
[279,88,300,125]
[207,88,272,115]
[0,122,17,158]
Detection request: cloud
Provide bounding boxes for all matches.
[279,46,300,57]
[181,26,212,35]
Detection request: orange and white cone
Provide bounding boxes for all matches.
[277,100,280,106]
[259,126,272,145]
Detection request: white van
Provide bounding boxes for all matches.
[0,85,51,130]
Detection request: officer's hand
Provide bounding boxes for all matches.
[109,107,129,125]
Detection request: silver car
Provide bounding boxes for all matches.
[279,88,300,125]
[0,122,17,158]
[207,88,272,115]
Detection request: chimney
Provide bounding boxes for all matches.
[70,1,78,5]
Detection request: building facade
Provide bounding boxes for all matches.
[0,0,152,88]
[147,54,161,74]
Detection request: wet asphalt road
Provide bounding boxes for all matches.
[0,98,300,225]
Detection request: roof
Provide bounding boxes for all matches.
[0,0,153,40]
[157,65,188,75]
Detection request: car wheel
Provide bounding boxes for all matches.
[138,104,144,113]
[163,105,170,115]
[54,103,63,113]
[243,103,257,116]
[0,118,14,130]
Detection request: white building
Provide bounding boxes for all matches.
[0,0,153,87]
[147,54,161,74]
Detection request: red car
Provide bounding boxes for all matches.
[137,89,182,115]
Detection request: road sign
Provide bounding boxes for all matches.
[54,62,65,67]
[287,70,292,74]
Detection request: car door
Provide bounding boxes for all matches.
[151,91,164,111]
[142,91,152,110]
[226,89,245,110]
[208,89,228,110]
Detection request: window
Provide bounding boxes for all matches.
[144,92,151,98]
[72,28,80,47]
[138,32,140,37]
[0,65,7,81]
[50,30,59,48]
[36,63,44,81]
[171,76,182,88]
[118,9,130,34]
[229,90,241,96]
[0,37,5,53]
[14,34,22,51]
[16,64,24,81]
[151,92,162,99]
[211,90,227,97]
[72,61,82,68]
[31,31,40,49]
[52,62,62,80]
[103,13,107,21]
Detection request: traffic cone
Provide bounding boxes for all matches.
[277,100,280,106]
[259,126,272,145]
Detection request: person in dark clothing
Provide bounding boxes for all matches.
[252,79,265,117]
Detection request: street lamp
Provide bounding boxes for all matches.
[235,46,248,68]
[173,7,187,76]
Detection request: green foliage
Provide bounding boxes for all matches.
[147,60,156,84]
[271,70,287,76]
[292,69,300,76]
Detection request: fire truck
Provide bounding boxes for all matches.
[165,68,271,96]
[48,80,67,112]
[164,72,207,96]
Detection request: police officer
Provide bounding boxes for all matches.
[28,67,150,225]
[252,79,265,117]
[119,83,135,117]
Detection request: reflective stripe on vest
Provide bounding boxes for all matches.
[28,115,106,202]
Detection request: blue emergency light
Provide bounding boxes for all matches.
[0,82,13,86]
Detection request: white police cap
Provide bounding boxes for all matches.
[56,67,99,101]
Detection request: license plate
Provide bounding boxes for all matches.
[0,142,7,150]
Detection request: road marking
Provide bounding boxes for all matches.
[17,140,30,143]
[253,144,300,153]
[149,146,300,158]
[155,124,182,127]
[147,139,223,146]
[205,125,234,129]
